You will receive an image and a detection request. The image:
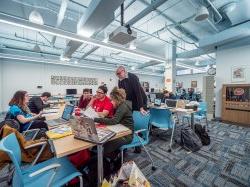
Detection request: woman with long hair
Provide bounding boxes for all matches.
[94,87,133,153]
[8,90,48,132]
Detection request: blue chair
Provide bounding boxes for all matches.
[183,102,208,130]
[149,108,176,152]
[0,133,83,187]
[120,111,156,170]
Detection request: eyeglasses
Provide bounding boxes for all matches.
[96,91,105,94]
[116,70,124,76]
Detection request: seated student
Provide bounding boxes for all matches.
[28,92,51,114]
[88,85,113,118]
[94,87,133,153]
[162,90,176,103]
[7,90,48,132]
[78,88,92,110]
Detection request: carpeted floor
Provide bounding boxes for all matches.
[124,122,250,187]
[1,121,249,187]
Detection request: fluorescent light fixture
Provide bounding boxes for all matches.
[195,60,200,66]
[102,37,109,43]
[60,55,70,61]
[0,13,166,63]
[74,60,79,64]
[0,52,163,77]
[129,42,136,50]
[177,62,206,72]
[131,66,135,70]
[29,10,44,25]
[77,28,93,37]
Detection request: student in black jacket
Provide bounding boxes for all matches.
[116,66,147,115]
[28,92,51,114]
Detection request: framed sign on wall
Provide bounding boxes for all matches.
[191,80,197,88]
[231,66,245,82]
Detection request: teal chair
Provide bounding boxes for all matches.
[120,111,156,170]
[149,108,176,152]
[0,133,83,187]
[183,102,208,130]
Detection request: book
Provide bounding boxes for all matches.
[46,125,72,139]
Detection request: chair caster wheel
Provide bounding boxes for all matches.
[151,166,157,171]
[167,149,172,153]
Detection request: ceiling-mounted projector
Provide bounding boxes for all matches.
[109,25,137,45]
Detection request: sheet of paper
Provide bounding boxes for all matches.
[106,124,130,133]
[83,107,99,119]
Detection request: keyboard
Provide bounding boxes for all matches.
[97,129,114,141]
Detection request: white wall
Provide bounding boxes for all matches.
[176,73,206,92]
[0,60,164,112]
[0,59,3,113]
[215,45,250,118]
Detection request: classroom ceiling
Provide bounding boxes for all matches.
[0,0,249,76]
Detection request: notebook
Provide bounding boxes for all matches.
[46,104,74,127]
[71,116,116,144]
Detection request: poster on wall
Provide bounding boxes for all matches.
[191,81,197,88]
[231,66,245,82]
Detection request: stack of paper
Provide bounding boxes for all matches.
[83,107,99,119]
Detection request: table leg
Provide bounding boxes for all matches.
[97,144,104,187]
[191,113,194,129]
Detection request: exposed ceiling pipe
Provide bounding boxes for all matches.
[139,0,199,42]
[51,0,68,45]
[0,53,163,77]
[202,0,223,24]
[199,21,250,50]
[79,0,167,60]
[62,0,125,59]
[0,13,167,63]
[78,0,136,61]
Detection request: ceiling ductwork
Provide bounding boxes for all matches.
[222,0,250,26]
[199,21,250,50]
[62,0,125,59]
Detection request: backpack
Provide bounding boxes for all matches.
[180,126,203,152]
[194,124,210,145]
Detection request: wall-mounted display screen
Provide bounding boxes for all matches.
[66,89,77,95]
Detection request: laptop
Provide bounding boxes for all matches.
[71,116,116,144]
[154,98,162,106]
[46,104,74,127]
[165,99,177,108]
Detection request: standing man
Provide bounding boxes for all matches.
[116,66,147,153]
[28,92,51,114]
[116,66,148,115]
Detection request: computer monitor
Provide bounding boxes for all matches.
[66,89,77,95]
[154,98,161,106]
[155,93,164,100]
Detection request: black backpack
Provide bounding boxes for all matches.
[180,126,203,152]
[194,124,210,145]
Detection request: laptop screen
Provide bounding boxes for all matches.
[62,105,74,120]
[154,98,161,106]
[165,99,177,108]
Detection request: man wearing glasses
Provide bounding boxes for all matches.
[116,66,148,115]
[88,85,113,118]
